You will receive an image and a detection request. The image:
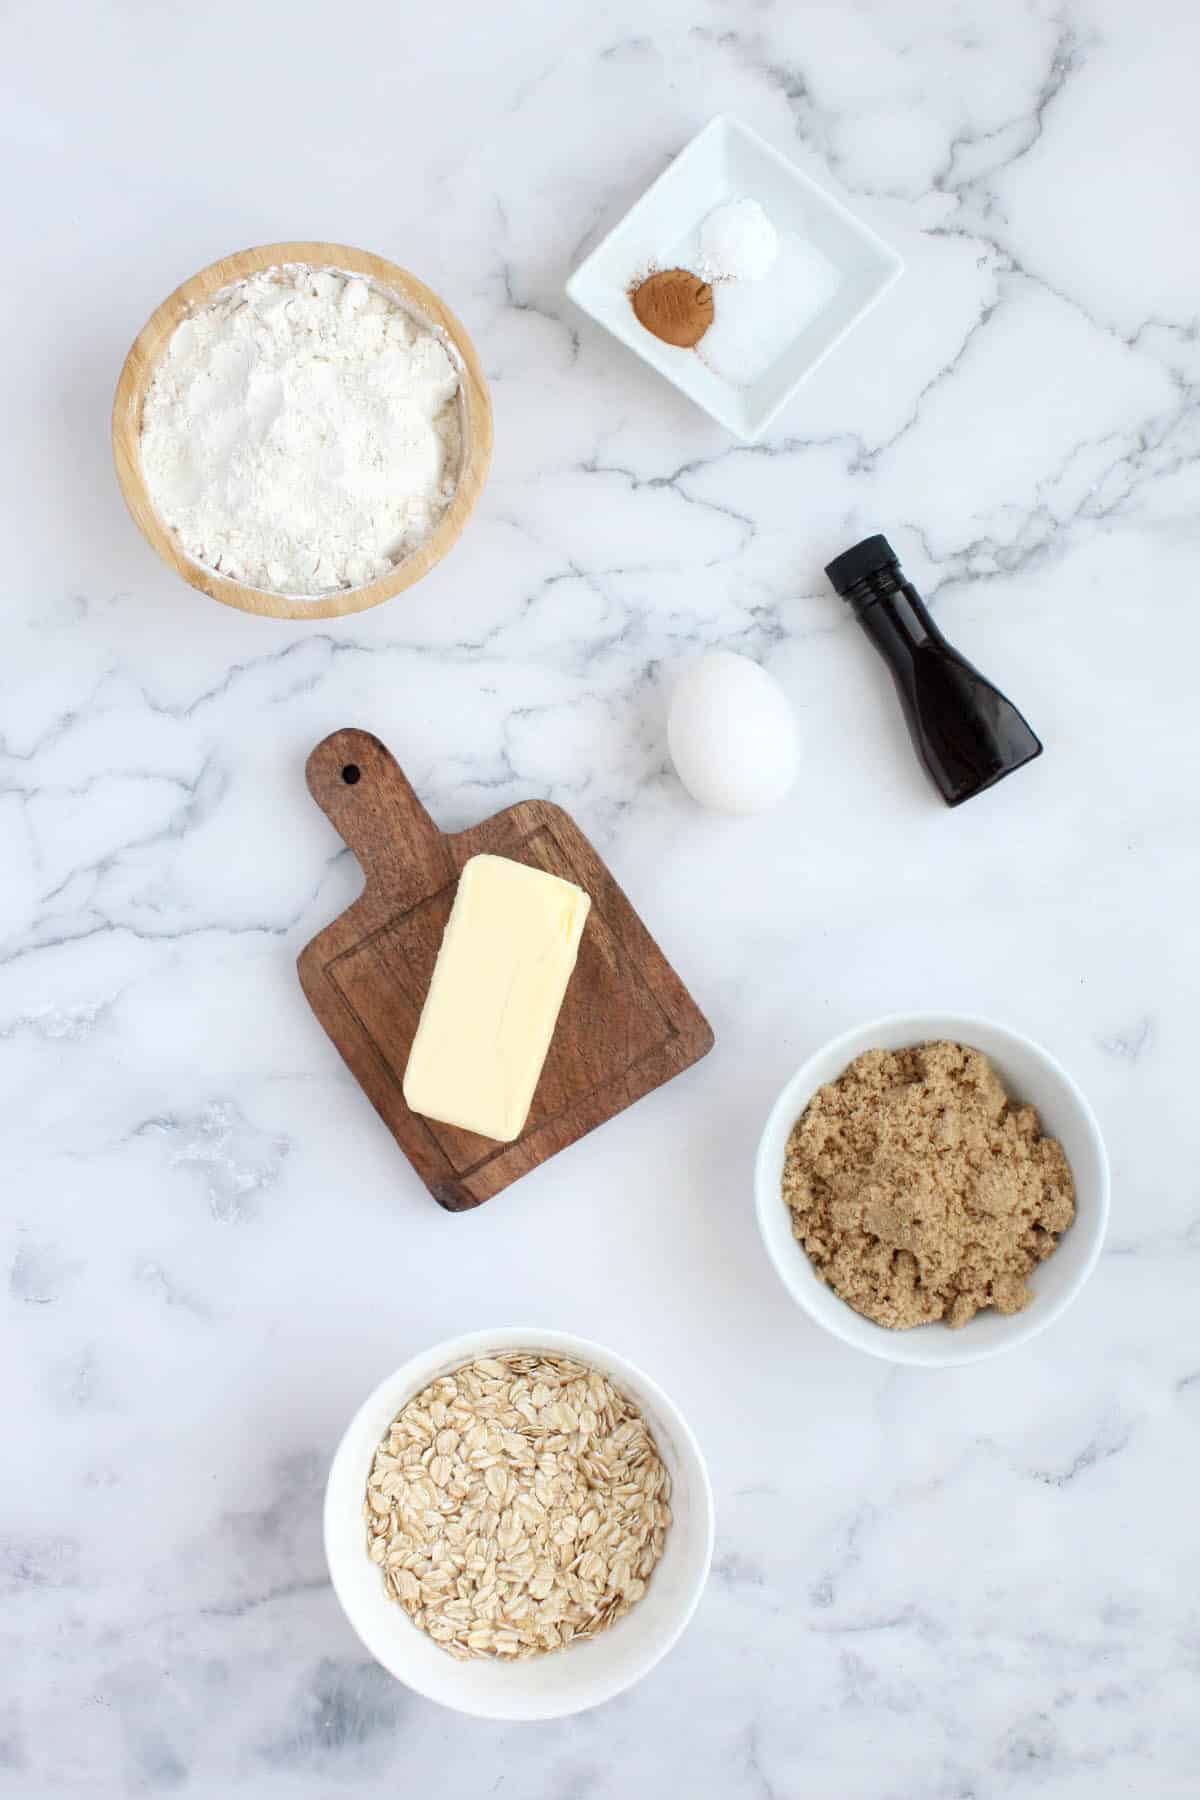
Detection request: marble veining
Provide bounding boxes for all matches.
[2,0,1198,1793]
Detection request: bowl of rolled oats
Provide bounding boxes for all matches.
[324,1328,714,1719]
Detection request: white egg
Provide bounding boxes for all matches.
[667,650,798,814]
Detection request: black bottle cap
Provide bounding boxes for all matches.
[825,534,898,597]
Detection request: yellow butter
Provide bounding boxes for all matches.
[402,854,591,1142]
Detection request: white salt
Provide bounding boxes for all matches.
[698,232,843,388]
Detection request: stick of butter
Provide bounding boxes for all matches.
[402,854,592,1142]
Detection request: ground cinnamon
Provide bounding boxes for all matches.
[630,269,714,348]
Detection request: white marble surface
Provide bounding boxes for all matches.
[3,0,1199,1793]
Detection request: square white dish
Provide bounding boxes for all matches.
[566,115,903,442]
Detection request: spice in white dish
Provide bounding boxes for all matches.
[697,197,779,282]
[139,264,461,597]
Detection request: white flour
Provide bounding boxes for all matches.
[140,265,462,597]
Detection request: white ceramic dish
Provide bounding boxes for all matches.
[755,1014,1110,1367]
[565,114,903,442]
[324,1327,714,1720]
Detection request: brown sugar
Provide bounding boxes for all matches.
[781,1041,1075,1329]
[630,269,714,348]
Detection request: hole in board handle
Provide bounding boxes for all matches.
[341,764,361,785]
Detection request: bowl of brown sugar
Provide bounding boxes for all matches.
[754,1014,1110,1367]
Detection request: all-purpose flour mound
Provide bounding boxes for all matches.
[140,265,462,597]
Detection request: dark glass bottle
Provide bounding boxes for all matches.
[825,534,1042,807]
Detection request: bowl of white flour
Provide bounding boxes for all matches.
[113,242,493,620]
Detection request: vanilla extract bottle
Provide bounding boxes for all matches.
[825,534,1043,807]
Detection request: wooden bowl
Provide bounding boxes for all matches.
[112,242,493,622]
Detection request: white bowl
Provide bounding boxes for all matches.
[566,114,903,442]
[755,1014,1110,1367]
[324,1327,714,1719]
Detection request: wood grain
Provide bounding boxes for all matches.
[112,242,493,622]
[297,730,715,1211]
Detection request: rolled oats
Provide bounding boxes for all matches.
[364,1352,672,1661]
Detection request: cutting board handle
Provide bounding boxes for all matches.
[305,728,456,902]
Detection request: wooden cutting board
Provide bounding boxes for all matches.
[297,729,714,1211]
